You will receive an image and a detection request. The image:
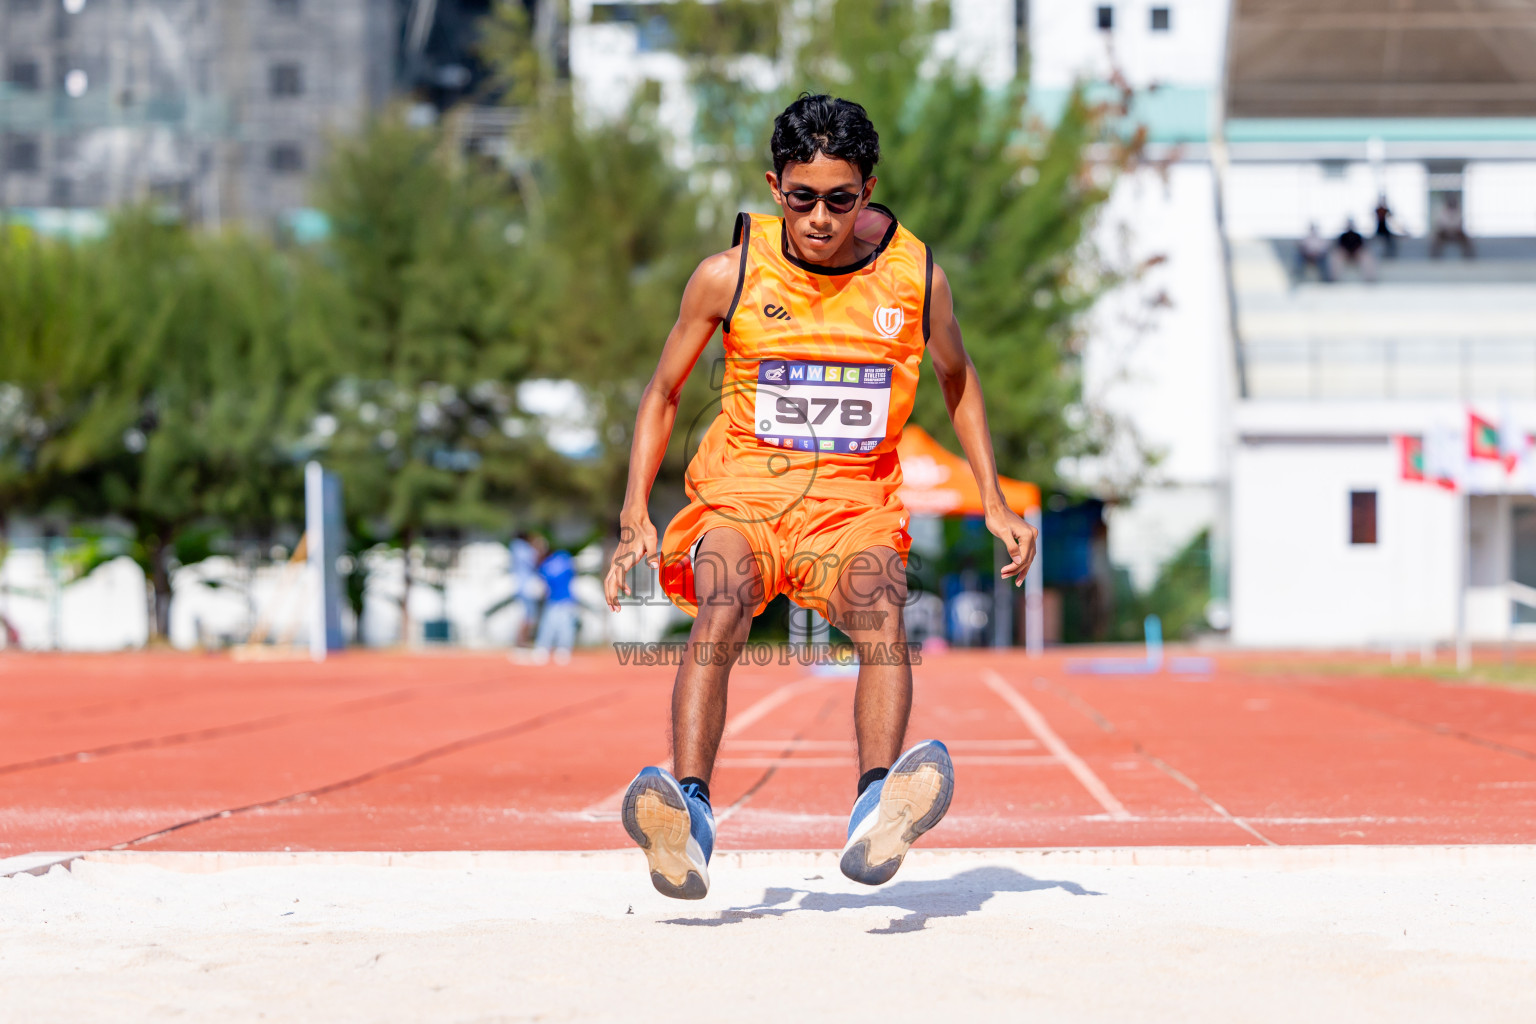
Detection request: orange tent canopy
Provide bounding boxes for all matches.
[896,425,1040,516]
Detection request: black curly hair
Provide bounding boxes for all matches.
[770,94,880,180]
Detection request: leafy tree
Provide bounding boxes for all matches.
[1111,527,1211,641]
[311,110,563,641]
[0,214,322,640]
[480,11,717,521]
[0,225,89,530]
[0,225,98,642]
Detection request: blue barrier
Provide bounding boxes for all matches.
[1065,615,1214,676]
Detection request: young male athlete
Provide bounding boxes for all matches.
[603,95,1037,899]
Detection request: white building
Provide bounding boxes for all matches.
[1222,1,1536,648]
[1034,1,1233,608]
[1042,0,1536,647]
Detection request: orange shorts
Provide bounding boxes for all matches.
[659,488,911,619]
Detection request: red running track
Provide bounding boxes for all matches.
[2,649,1535,856]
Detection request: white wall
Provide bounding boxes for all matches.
[1029,0,1228,89]
[0,551,150,651]
[1465,163,1536,237]
[1070,161,1231,587]
[1224,161,1429,240]
[1231,438,1460,647]
[1084,161,1230,486]
[930,0,1017,87]
[1224,160,1536,240]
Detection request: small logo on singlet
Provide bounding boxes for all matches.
[873,305,904,338]
[763,303,792,321]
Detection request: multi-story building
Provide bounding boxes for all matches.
[1220,0,1536,649]
[1039,0,1536,648]
[0,0,397,231]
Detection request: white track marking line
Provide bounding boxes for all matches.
[981,669,1134,822]
[723,739,854,751]
[579,675,828,819]
[715,754,1059,769]
[719,676,828,739]
[722,738,1041,752]
[1137,748,1277,846]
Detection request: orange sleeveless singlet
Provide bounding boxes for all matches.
[659,204,932,618]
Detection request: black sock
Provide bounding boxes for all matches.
[857,767,889,797]
[677,776,711,806]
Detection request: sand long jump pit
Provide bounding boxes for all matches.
[3,846,1534,1023]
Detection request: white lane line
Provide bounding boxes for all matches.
[722,738,1041,752]
[720,676,828,739]
[1136,748,1277,846]
[724,739,854,751]
[716,756,855,768]
[981,669,1134,822]
[715,754,1059,769]
[578,675,828,819]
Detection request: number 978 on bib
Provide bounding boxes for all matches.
[752,360,892,455]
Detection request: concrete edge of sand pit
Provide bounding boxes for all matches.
[29,845,1536,875]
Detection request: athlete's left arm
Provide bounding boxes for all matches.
[926,262,1038,587]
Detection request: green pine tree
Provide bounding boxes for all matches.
[311,110,560,642]
[1,213,322,641]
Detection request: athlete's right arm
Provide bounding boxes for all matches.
[604,248,741,610]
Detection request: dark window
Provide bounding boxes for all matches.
[1096,5,1113,30]
[1350,491,1378,546]
[7,59,40,91]
[268,142,304,173]
[5,135,40,173]
[1150,6,1170,30]
[269,62,303,98]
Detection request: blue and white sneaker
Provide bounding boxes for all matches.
[620,767,715,900]
[839,740,954,886]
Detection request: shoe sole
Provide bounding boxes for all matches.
[840,743,954,886]
[621,772,709,900]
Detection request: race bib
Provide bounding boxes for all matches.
[753,359,892,455]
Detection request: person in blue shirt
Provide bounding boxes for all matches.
[509,532,547,648]
[532,547,578,664]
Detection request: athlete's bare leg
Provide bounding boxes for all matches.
[671,527,765,783]
[826,546,911,775]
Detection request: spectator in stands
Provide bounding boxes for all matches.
[1295,222,1333,282]
[532,546,579,665]
[1373,194,1398,259]
[1335,218,1377,281]
[1430,194,1475,259]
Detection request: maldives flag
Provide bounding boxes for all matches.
[1398,435,1426,482]
[1468,411,1502,461]
[1424,425,1461,491]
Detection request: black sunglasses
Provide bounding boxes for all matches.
[781,186,863,215]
